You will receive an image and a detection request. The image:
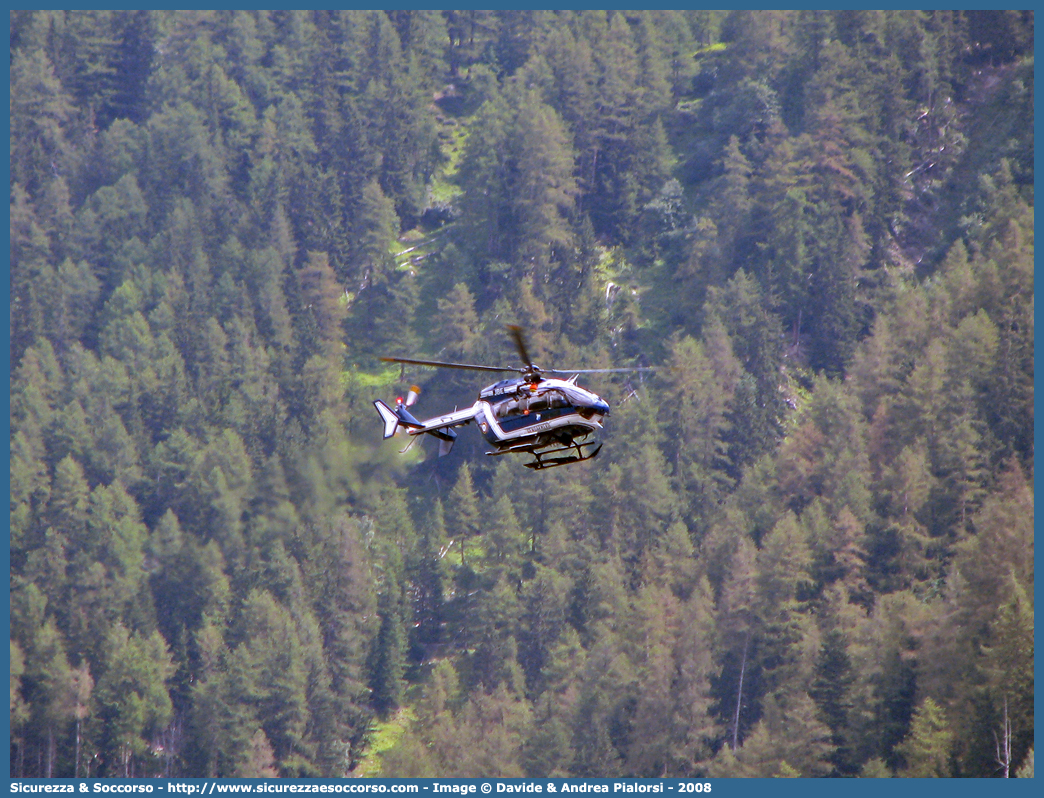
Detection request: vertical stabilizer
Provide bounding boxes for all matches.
[374,400,400,439]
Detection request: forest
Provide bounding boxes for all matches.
[8,9,1034,780]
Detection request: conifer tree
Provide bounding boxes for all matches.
[10,48,76,194]
[410,505,447,653]
[509,94,578,275]
[90,624,174,777]
[810,627,857,774]
[897,698,952,777]
[980,577,1034,775]
[368,592,406,718]
[447,463,481,566]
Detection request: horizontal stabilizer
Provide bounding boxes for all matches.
[397,406,423,428]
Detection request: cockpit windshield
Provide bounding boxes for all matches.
[530,389,571,410]
[559,386,594,407]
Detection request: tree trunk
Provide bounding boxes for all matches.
[995,697,1012,777]
[75,717,81,779]
[731,631,751,751]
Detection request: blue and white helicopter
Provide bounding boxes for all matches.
[375,326,650,470]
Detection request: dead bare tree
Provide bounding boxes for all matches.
[994,696,1012,778]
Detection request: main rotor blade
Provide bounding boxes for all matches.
[543,366,661,375]
[506,325,533,369]
[380,356,518,374]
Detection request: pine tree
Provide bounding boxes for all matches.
[659,332,740,522]
[368,592,406,718]
[456,89,513,263]
[10,48,77,194]
[706,692,834,777]
[10,639,32,776]
[435,283,481,362]
[90,624,174,777]
[669,577,720,773]
[980,577,1035,774]
[233,590,310,766]
[410,507,447,652]
[625,587,679,776]
[349,179,399,291]
[297,250,347,357]
[706,272,786,477]
[238,729,279,778]
[183,617,255,778]
[896,698,952,777]
[516,565,568,694]
[522,698,573,777]
[809,627,857,774]
[484,493,525,570]
[509,93,578,275]
[447,463,481,566]
[716,537,760,750]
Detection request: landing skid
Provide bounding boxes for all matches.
[523,442,602,470]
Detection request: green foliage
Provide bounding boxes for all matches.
[896,698,953,777]
[368,594,406,719]
[8,9,1033,780]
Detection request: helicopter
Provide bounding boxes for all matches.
[374,326,652,470]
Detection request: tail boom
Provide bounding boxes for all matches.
[375,400,478,455]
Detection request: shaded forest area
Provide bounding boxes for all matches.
[9,10,1033,779]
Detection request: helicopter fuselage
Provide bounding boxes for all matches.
[376,325,630,468]
[375,375,610,469]
[475,376,609,450]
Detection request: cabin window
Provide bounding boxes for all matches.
[494,390,568,419]
[547,390,569,408]
[529,390,569,412]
